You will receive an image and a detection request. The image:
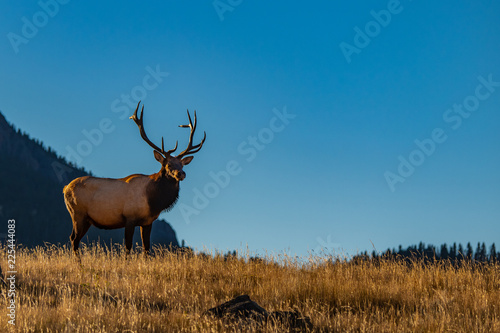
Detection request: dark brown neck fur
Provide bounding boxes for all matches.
[146,170,180,217]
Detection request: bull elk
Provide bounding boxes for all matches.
[63,102,206,256]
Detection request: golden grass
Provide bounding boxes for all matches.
[1,244,499,332]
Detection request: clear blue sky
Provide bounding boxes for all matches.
[1,1,499,257]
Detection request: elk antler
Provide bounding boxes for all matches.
[176,110,206,158]
[130,102,178,156]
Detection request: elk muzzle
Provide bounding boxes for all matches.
[176,170,186,181]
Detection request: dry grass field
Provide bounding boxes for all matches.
[1,244,499,332]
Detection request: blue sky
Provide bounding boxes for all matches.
[1,1,499,257]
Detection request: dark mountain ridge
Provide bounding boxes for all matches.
[0,111,179,249]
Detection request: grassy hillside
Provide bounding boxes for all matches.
[1,245,499,332]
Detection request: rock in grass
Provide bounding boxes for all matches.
[204,295,267,319]
[203,295,313,330]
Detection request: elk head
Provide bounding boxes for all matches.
[130,102,206,182]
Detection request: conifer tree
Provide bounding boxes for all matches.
[466,243,473,260]
[450,243,457,260]
[475,242,482,261]
[440,243,449,260]
[480,243,487,262]
[458,243,464,260]
[490,243,497,262]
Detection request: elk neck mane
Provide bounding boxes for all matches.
[146,171,180,217]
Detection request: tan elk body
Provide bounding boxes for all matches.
[63,102,206,255]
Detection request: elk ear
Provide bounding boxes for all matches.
[181,156,194,166]
[154,150,165,163]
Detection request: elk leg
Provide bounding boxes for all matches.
[70,229,76,243]
[71,215,91,256]
[124,224,135,255]
[140,224,152,256]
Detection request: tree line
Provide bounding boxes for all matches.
[354,242,499,264]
